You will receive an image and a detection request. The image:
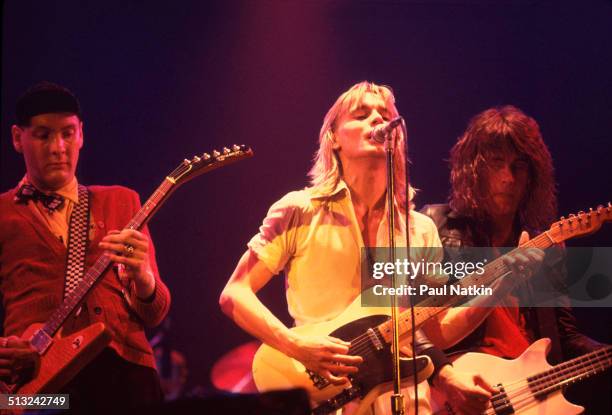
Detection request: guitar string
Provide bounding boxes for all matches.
[491,348,611,401]
[485,366,598,415]
[320,230,560,381]
[344,216,606,408]
[488,345,611,395]
[345,266,517,358]
[488,349,611,410]
[345,267,518,360]
[483,348,612,415]
[489,364,611,415]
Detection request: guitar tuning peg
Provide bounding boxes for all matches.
[183,159,191,165]
[192,155,201,163]
[212,150,221,157]
[222,147,231,154]
[202,153,211,160]
[232,144,241,151]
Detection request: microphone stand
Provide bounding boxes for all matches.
[401,119,419,415]
[385,118,418,415]
[383,121,403,415]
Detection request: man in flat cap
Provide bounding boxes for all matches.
[0,82,171,411]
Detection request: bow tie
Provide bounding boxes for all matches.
[14,183,65,212]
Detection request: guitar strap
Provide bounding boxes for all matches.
[63,185,91,298]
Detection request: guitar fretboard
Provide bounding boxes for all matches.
[376,230,559,344]
[42,178,175,336]
[527,345,612,397]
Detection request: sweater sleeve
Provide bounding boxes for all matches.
[125,190,171,327]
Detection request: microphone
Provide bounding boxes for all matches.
[369,116,404,143]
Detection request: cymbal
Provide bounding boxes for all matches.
[211,340,260,393]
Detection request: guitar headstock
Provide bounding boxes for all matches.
[548,203,612,243]
[167,144,253,185]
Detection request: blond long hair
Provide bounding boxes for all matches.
[308,81,413,208]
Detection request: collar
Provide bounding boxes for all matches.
[308,179,349,201]
[308,178,415,230]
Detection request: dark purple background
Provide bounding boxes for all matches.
[2,0,611,396]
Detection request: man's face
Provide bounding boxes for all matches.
[12,113,83,191]
[482,148,530,219]
[333,93,393,162]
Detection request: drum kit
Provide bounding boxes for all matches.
[210,340,260,393]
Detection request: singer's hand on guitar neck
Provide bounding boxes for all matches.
[285,333,363,385]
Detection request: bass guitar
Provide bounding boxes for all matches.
[2,145,253,395]
[252,204,611,414]
[431,338,612,414]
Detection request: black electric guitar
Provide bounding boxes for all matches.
[1,145,253,395]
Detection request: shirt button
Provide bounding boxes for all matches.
[94,306,102,315]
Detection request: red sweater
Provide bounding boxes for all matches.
[0,185,171,369]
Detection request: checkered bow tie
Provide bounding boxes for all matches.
[14,183,65,212]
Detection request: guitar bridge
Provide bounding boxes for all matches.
[29,328,53,354]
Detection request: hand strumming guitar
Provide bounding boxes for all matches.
[284,333,363,385]
[0,336,39,384]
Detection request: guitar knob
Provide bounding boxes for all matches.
[202,153,211,160]
[212,150,221,157]
[183,159,190,165]
[232,144,241,151]
[192,155,201,163]
[222,147,231,154]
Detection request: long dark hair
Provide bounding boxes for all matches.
[449,105,557,230]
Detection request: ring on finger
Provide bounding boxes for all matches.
[124,244,135,258]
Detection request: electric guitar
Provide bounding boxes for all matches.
[2,145,253,395]
[431,338,612,414]
[252,204,611,414]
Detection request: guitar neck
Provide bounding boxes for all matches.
[42,178,176,336]
[376,230,559,344]
[528,345,612,397]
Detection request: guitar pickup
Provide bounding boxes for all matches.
[29,328,53,354]
[367,328,384,351]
